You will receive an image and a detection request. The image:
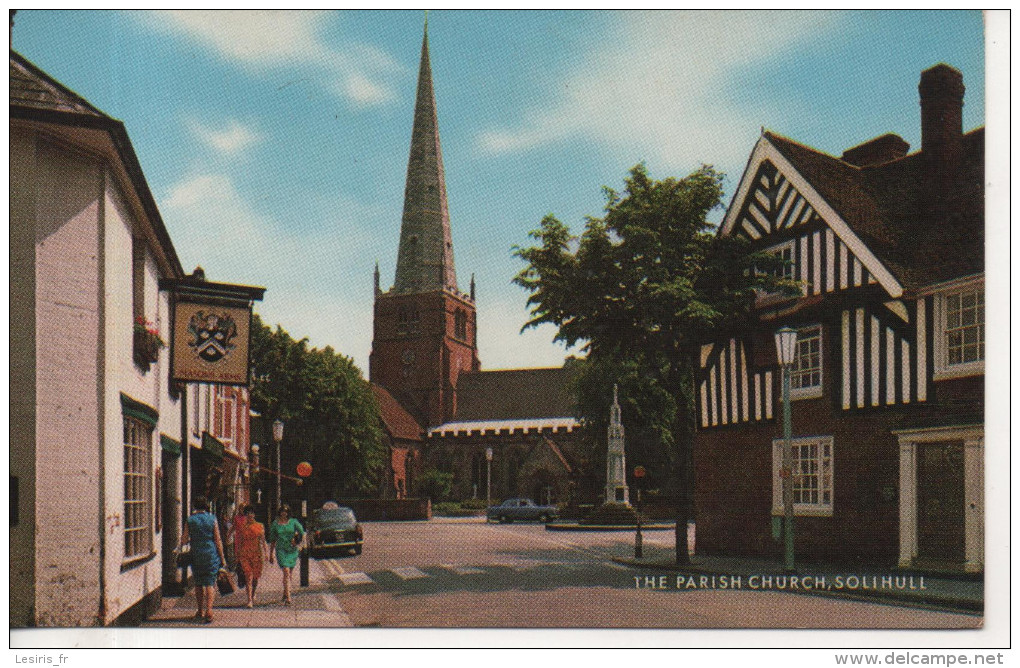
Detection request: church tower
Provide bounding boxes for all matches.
[370,20,480,428]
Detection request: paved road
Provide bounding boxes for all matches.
[309,519,981,629]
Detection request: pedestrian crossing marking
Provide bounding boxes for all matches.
[338,572,374,585]
[321,560,346,579]
[391,566,428,580]
[493,560,544,572]
[444,564,485,576]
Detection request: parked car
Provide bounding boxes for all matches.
[486,498,558,524]
[307,506,363,557]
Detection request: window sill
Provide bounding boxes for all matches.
[121,550,157,573]
[933,363,984,381]
[773,507,833,518]
[790,387,823,401]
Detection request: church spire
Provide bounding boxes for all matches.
[392,18,457,294]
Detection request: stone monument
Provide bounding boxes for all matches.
[605,384,629,505]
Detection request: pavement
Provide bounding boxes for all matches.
[612,549,983,613]
[143,558,352,628]
[142,521,982,627]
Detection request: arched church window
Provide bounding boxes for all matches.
[408,308,420,335]
[397,307,409,336]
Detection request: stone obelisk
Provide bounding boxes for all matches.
[605,385,629,505]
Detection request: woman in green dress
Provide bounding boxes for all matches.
[267,504,304,605]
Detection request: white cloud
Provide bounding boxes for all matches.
[186,118,262,154]
[140,10,403,108]
[337,72,397,107]
[475,296,576,370]
[478,10,843,171]
[161,171,388,371]
[152,10,333,64]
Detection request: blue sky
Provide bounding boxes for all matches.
[12,10,988,374]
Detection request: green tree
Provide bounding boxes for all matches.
[514,163,792,564]
[569,355,679,494]
[418,467,455,502]
[249,315,385,504]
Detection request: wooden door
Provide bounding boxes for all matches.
[916,441,965,563]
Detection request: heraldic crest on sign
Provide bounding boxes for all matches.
[187,311,238,363]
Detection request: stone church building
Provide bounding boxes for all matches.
[370,24,587,505]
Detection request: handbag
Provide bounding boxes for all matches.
[235,562,247,588]
[216,569,236,595]
[175,547,192,568]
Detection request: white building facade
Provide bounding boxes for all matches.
[10,50,186,626]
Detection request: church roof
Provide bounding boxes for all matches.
[453,367,578,422]
[372,384,424,442]
[391,22,458,295]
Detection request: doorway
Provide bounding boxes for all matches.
[916,441,965,563]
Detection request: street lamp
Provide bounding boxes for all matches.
[485,447,493,507]
[250,444,260,513]
[273,419,284,518]
[775,326,798,573]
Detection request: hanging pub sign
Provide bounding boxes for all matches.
[172,301,250,384]
[160,272,265,387]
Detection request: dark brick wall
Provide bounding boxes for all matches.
[695,397,906,567]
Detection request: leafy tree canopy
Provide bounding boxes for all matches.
[514,163,793,560]
[514,163,790,360]
[249,314,385,502]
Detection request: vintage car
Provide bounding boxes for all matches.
[486,498,559,524]
[307,506,363,557]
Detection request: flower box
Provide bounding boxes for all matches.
[133,317,166,368]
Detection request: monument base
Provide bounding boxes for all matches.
[579,502,648,526]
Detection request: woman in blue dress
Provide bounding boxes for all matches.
[181,496,226,623]
[267,504,304,605]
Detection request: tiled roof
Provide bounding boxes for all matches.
[765,128,984,292]
[372,384,423,442]
[10,50,108,118]
[859,129,984,288]
[10,50,185,280]
[453,367,578,422]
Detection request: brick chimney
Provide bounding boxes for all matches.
[919,63,965,176]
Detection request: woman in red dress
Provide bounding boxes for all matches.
[235,505,267,607]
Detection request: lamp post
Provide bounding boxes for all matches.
[485,447,493,507]
[633,465,646,559]
[273,419,284,519]
[296,461,312,588]
[250,443,260,514]
[775,326,798,573]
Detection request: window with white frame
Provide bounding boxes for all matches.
[755,240,805,303]
[773,241,795,281]
[756,240,796,281]
[215,385,235,448]
[790,325,823,399]
[123,416,154,558]
[935,282,984,379]
[772,435,833,516]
